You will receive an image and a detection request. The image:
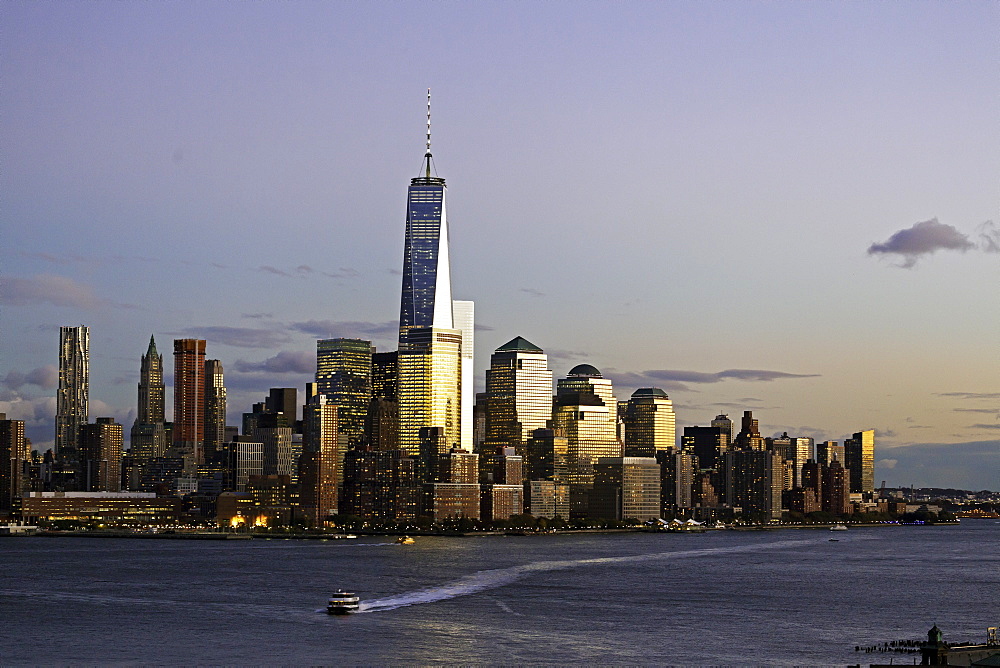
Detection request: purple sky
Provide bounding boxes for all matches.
[2,2,998,489]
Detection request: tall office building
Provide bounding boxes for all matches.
[484,337,553,458]
[398,91,453,341]
[316,338,372,447]
[136,335,165,424]
[203,359,227,461]
[733,411,765,451]
[79,417,122,492]
[396,94,463,459]
[452,300,474,451]
[55,326,89,457]
[623,388,676,456]
[791,437,814,488]
[172,339,206,462]
[844,429,875,495]
[131,336,167,463]
[682,425,729,471]
[552,366,622,517]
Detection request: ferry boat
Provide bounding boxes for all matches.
[396,536,415,545]
[830,523,849,531]
[326,590,361,615]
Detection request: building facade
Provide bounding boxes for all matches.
[172,339,206,462]
[56,325,89,458]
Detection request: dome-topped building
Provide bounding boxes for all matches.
[567,364,602,378]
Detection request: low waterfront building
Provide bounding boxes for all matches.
[20,491,181,525]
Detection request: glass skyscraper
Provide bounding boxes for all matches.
[56,325,89,457]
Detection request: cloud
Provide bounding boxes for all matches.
[2,366,59,391]
[969,423,1000,431]
[977,220,999,253]
[867,218,975,268]
[953,408,1000,415]
[876,458,898,470]
[939,392,1000,400]
[0,274,102,308]
[877,440,999,490]
[241,313,273,320]
[520,287,545,298]
[474,323,495,332]
[636,369,819,384]
[290,320,397,339]
[175,326,291,349]
[232,351,314,374]
[258,265,292,277]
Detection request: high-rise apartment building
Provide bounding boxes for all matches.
[711,414,734,443]
[300,395,341,524]
[844,429,875,495]
[484,337,553,459]
[316,338,372,447]
[79,418,122,492]
[203,359,227,461]
[56,326,89,457]
[0,415,28,513]
[172,339,206,462]
[623,388,676,456]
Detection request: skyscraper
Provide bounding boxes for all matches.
[0,415,28,514]
[844,429,875,495]
[79,417,122,492]
[484,336,553,457]
[55,325,89,457]
[623,388,676,456]
[396,92,463,461]
[136,335,164,424]
[300,395,341,524]
[203,359,227,461]
[452,300,475,451]
[173,339,206,463]
[316,338,372,448]
[399,90,453,340]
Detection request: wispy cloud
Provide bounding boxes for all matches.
[0,274,102,308]
[640,369,819,384]
[938,392,1000,400]
[232,351,314,374]
[969,423,1000,431]
[867,218,979,268]
[241,313,273,320]
[258,265,292,277]
[257,265,360,279]
[520,287,545,298]
[175,326,291,349]
[977,220,999,253]
[474,323,495,332]
[953,408,1000,415]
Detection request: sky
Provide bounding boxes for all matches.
[2,1,998,490]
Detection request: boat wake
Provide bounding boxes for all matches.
[359,536,835,613]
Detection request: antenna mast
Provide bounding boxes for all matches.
[425,88,432,177]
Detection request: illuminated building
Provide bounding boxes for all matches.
[79,418,122,492]
[623,388,676,456]
[203,359,227,462]
[316,338,373,447]
[484,337,553,465]
[682,425,729,471]
[844,429,875,495]
[19,491,181,525]
[300,395,341,524]
[723,448,783,520]
[264,388,298,426]
[371,351,398,400]
[822,459,851,514]
[56,325,89,459]
[551,367,621,517]
[341,447,421,520]
[230,437,264,492]
[525,427,569,483]
[711,414,734,443]
[481,484,523,522]
[367,352,399,450]
[452,300,475,451]
[526,480,570,519]
[0,415,28,514]
[733,411,765,451]
[791,437,814,488]
[398,327,462,458]
[816,440,845,466]
[591,457,661,522]
[172,339,206,463]
[130,336,167,465]
[397,95,463,460]
[427,448,480,520]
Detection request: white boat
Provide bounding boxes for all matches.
[396,536,415,545]
[830,523,848,531]
[327,590,361,615]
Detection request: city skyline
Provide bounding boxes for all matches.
[1,2,997,490]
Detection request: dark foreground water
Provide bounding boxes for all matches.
[2,521,997,665]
